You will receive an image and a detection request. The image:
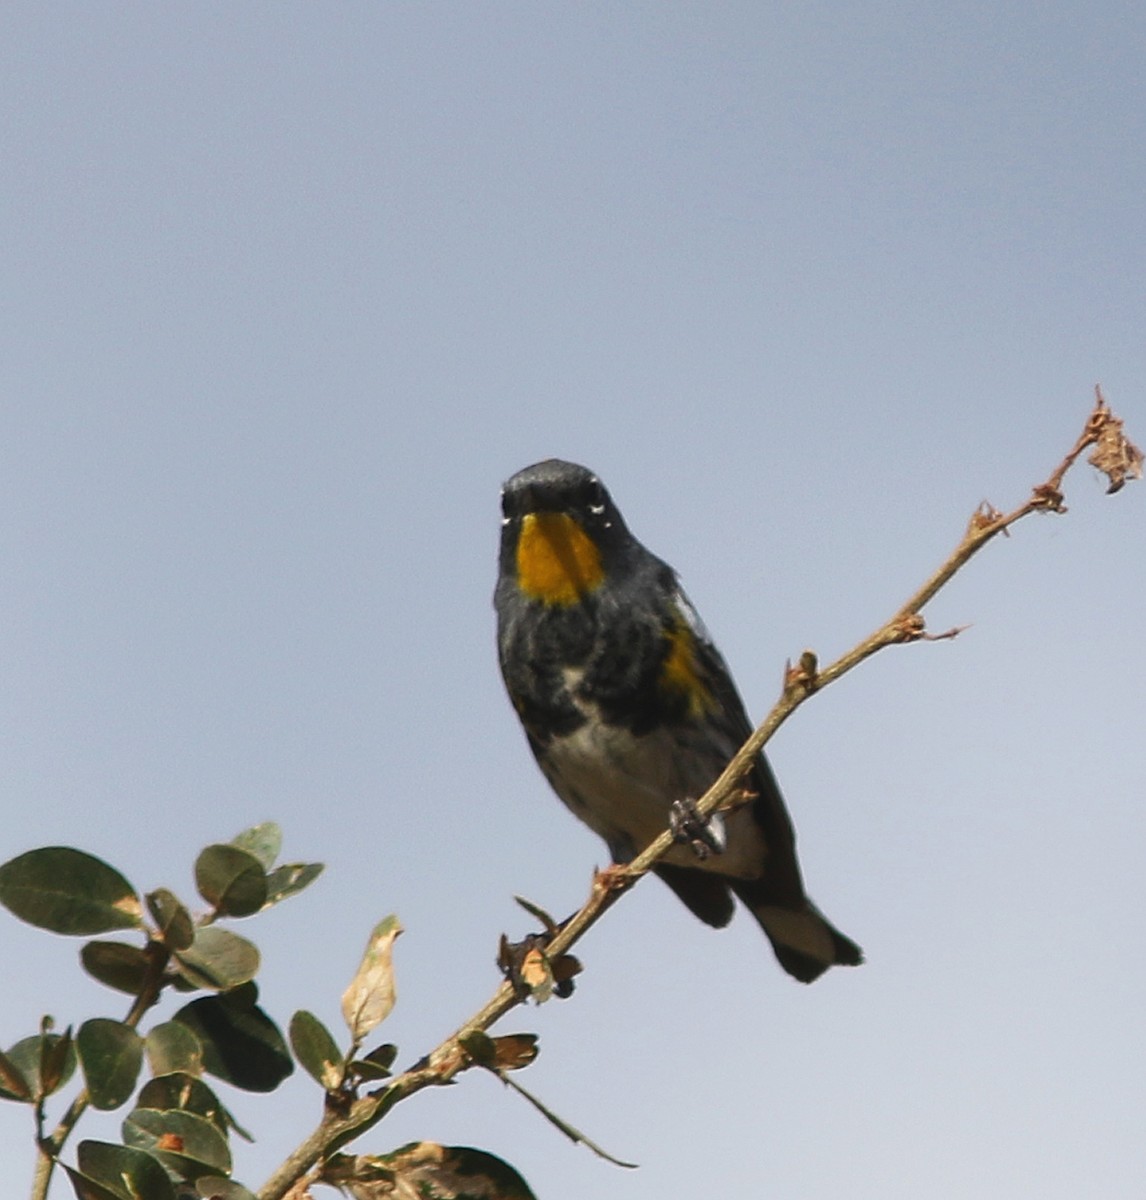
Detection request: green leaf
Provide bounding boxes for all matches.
[80,941,150,995]
[325,1143,539,1200]
[341,915,402,1043]
[193,1181,258,1200]
[0,847,142,935]
[3,1032,77,1100]
[263,861,324,908]
[138,1071,220,1121]
[61,1164,127,1200]
[136,1070,255,1143]
[146,889,195,951]
[459,1030,496,1067]
[77,1019,144,1111]
[72,1140,175,1200]
[229,822,282,870]
[173,986,292,1092]
[289,1010,344,1090]
[0,1045,33,1101]
[41,1024,76,1096]
[146,1021,204,1077]
[123,1107,232,1181]
[137,1073,228,1137]
[348,1042,398,1082]
[194,845,267,918]
[174,927,260,990]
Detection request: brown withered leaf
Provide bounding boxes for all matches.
[489,1034,539,1072]
[518,947,554,1003]
[341,916,402,1044]
[322,1144,537,1200]
[549,954,581,986]
[1088,402,1143,494]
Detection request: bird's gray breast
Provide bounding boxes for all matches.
[539,668,766,877]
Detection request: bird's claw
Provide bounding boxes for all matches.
[669,797,724,860]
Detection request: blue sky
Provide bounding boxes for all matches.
[2,4,1143,1197]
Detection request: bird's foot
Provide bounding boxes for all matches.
[669,797,725,860]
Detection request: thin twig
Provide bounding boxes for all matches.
[258,390,1136,1200]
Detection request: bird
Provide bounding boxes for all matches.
[494,458,861,983]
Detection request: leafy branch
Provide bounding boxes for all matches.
[257,388,1140,1199]
[1,389,1138,1200]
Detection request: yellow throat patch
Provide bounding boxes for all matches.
[516,512,604,605]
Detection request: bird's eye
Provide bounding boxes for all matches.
[500,488,516,523]
[585,478,607,517]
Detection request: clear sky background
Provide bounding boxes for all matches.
[2,4,1143,1198]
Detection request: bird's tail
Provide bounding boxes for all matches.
[734,885,863,984]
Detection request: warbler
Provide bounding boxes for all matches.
[495,458,862,983]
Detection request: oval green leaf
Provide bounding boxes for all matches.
[288,1010,344,1090]
[73,1139,175,1200]
[348,1041,398,1082]
[123,1107,232,1181]
[146,889,195,951]
[61,1163,127,1200]
[3,1033,77,1101]
[0,1046,33,1101]
[80,941,150,995]
[194,845,267,918]
[174,927,260,991]
[194,1180,258,1200]
[0,848,141,935]
[138,1072,227,1133]
[173,990,292,1093]
[264,861,324,908]
[77,1019,144,1111]
[145,1021,203,1077]
[229,822,282,870]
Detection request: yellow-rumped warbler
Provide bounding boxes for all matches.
[495,458,861,983]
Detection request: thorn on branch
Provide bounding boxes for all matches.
[891,613,926,642]
[1029,482,1067,512]
[967,502,1006,536]
[591,862,635,908]
[784,650,819,695]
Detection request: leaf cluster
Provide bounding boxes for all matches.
[1,827,547,1200]
[0,824,321,1199]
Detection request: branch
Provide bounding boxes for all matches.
[258,388,1139,1200]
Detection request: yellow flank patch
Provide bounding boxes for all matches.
[516,512,605,604]
[661,622,716,717]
